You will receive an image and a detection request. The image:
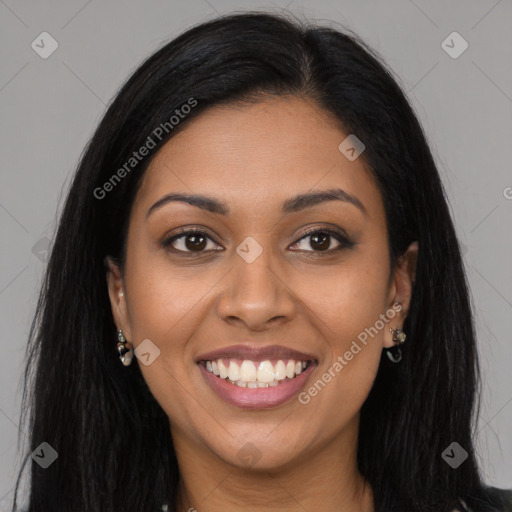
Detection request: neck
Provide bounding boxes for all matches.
[171,417,374,512]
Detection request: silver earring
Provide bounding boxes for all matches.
[117,329,134,366]
[386,327,407,363]
[390,327,406,344]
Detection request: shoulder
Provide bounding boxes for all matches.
[482,486,512,511]
[456,487,512,512]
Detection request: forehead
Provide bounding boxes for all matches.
[133,96,382,219]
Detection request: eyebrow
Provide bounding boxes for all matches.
[146,187,367,219]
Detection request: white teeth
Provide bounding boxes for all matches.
[227,361,241,381]
[240,360,257,382]
[204,357,311,387]
[218,360,228,379]
[257,360,275,383]
[274,360,287,380]
[286,360,295,379]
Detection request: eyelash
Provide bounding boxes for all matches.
[161,227,354,256]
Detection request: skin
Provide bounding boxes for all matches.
[107,95,418,512]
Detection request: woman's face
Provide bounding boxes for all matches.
[107,95,416,470]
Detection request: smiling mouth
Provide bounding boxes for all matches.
[200,358,314,388]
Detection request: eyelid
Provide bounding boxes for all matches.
[162,227,222,253]
[294,225,350,243]
[162,225,353,254]
[290,226,352,252]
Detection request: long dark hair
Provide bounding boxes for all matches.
[13,11,505,512]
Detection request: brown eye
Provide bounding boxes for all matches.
[309,232,331,251]
[184,233,207,251]
[163,227,353,256]
[290,228,353,253]
[163,230,222,253]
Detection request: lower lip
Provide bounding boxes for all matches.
[198,362,316,409]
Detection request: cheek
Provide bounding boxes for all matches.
[296,246,390,341]
[294,245,389,408]
[122,250,230,406]
[299,279,386,431]
[125,249,223,339]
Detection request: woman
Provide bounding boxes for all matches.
[13,11,512,512]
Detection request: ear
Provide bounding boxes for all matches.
[383,241,418,348]
[105,256,132,341]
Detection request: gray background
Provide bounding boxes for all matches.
[1,0,511,508]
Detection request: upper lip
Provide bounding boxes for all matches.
[196,344,317,363]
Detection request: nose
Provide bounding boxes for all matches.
[216,245,297,331]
